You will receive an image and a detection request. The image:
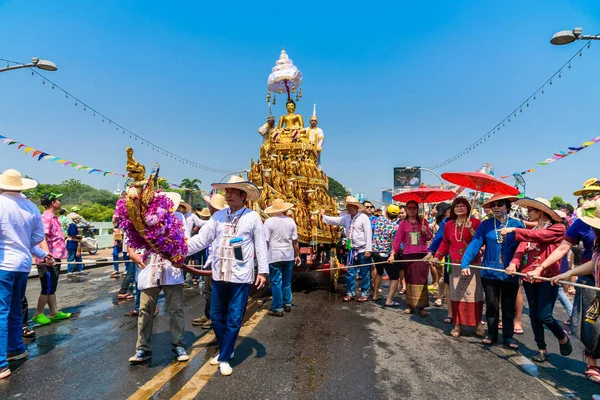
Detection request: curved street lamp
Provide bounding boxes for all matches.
[0,57,57,73]
[550,27,600,45]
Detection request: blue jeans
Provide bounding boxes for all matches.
[523,281,567,350]
[67,248,83,273]
[112,246,131,272]
[0,271,28,369]
[211,281,250,362]
[269,261,293,312]
[134,266,141,312]
[345,252,372,297]
[119,261,136,294]
[557,286,573,318]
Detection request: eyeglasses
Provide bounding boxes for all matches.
[489,201,505,208]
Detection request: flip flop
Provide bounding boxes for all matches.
[504,339,519,349]
[443,316,453,324]
[398,288,406,295]
[514,327,524,335]
[384,301,400,307]
[586,365,600,384]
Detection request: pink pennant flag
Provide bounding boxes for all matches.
[3,138,13,144]
[591,136,600,143]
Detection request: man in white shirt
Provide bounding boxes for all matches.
[186,176,268,376]
[0,169,53,379]
[263,198,300,317]
[321,196,373,303]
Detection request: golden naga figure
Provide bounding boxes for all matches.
[125,147,154,237]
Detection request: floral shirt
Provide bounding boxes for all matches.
[371,216,399,255]
[41,210,67,259]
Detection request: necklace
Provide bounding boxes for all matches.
[454,219,467,242]
[494,216,508,244]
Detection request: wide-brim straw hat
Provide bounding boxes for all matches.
[159,192,182,212]
[573,178,600,196]
[198,207,211,218]
[0,169,38,191]
[578,199,600,229]
[515,197,561,222]
[482,193,519,208]
[203,193,227,211]
[264,198,294,214]
[342,196,365,211]
[179,201,192,213]
[211,175,260,202]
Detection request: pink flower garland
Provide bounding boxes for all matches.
[114,191,188,263]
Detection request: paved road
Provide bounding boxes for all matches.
[0,267,598,399]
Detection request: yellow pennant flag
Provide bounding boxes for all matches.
[24,146,34,154]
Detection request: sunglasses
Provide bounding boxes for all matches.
[489,201,506,208]
[365,205,374,209]
[583,193,599,200]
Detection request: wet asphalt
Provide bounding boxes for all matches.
[0,267,599,399]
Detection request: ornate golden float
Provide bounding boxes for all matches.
[248,49,341,248]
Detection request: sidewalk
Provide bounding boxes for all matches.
[28,247,126,278]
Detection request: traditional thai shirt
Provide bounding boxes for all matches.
[322,213,372,253]
[435,218,481,262]
[184,212,205,239]
[41,210,67,259]
[186,207,269,284]
[0,192,46,272]
[461,217,524,282]
[371,216,399,255]
[565,218,595,263]
[392,219,432,255]
[264,214,298,263]
[511,223,566,279]
[137,251,184,290]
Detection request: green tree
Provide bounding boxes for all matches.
[180,178,202,205]
[550,196,572,209]
[328,177,349,200]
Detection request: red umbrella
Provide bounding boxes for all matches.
[441,172,520,195]
[392,184,457,204]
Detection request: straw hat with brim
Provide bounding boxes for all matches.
[0,169,38,191]
[159,192,182,212]
[211,175,260,202]
[198,207,211,218]
[342,196,365,211]
[179,201,192,213]
[482,193,519,208]
[265,198,294,214]
[578,199,600,229]
[515,197,561,222]
[554,209,567,220]
[573,178,600,196]
[203,194,227,211]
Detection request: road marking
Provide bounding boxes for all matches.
[127,299,259,400]
[170,308,267,400]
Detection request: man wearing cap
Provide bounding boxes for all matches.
[186,177,268,376]
[192,194,227,329]
[32,192,72,326]
[321,196,373,302]
[371,205,401,306]
[0,169,54,379]
[264,198,301,317]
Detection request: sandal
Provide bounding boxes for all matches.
[404,308,413,314]
[357,296,370,303]
[433,299,443,307]
[443,316,453,324]
[532,351,548,363]
[451,328,461,337]
[419,309,429,316]
[498,321,503,330]
[514,327,524,335]
[504,338,519,349]
[398,288,406,295]
[563,320,571,326]
[342,295,354,302]
[22,326,36,338]
[384,301,400,307]
[586,365,600,384]
[482,337,497,345]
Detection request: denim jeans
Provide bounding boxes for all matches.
[269,261,293,312]
[119,261,136,294]
[0,271,29,369]
[112,246,131,272]
[345,252,372,297]
[557,286,573,318]
[67,248,83,273]
[134,266,141,312]
[523,281,567,350]
[211,281,250,362]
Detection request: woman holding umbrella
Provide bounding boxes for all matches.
[461,194,524,348]
[390,200,433,315]
[432,197,485,337]
[501,198,571,363]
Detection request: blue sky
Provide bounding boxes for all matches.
[0,0,599,204]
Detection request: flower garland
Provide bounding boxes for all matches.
[114,191,188,263]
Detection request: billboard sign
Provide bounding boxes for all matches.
[394,167,421,189]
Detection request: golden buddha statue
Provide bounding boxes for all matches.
[278,100,304,132]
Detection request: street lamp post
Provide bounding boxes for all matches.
[550,27,600,45]
[218,169,250,183]
[405,166,445,187]
[0,57,57,73]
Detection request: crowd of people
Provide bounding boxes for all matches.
[3,165,600,384]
